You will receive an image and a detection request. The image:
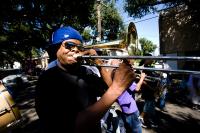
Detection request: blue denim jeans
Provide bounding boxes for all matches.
[143,100,156,115]
[158,88,167,109]
[121,110,142,133]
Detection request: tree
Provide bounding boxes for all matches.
[82,28,92,42]
[123,0,199,19]
[139,37,157,54]
[0,0,96,65]
[89,1,124,41]
[128,44,141,56]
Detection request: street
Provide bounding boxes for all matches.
[6,81,200,133]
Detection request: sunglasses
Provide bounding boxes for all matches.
[63,42,85,51]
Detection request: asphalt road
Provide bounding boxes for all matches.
[5,82,200,133]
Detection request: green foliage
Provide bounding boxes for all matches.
[124,0,158,18]
[82,29,91,41]
[123,0,197,18]
[128,44,141,56]
[31,47,40,58]
[0,0,96,66]
[0,35,8,42]
[139,37,157,54]
[90,1,124,41]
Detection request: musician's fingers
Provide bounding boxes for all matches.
[122,59,129,64]
[110,59,121,66]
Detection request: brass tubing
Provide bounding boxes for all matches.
[78,55,200,61]
[134,67,200,75]
[94,64,200,75]
[135,74,160,81]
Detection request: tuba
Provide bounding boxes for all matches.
[84,22,138,56]
[126,22,139,55]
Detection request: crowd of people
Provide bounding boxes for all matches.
[34,26,200,133]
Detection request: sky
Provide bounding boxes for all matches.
[116,0,160,55]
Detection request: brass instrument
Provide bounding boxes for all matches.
[84,40,126,50]
[80,21,200,75]
[83,22,138,55]
[77,55,200,75]
[78,55,200,61]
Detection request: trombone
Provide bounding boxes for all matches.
[77,55,200,75]
[78,55,200,61]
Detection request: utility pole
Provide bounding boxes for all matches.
[97,0,101,42]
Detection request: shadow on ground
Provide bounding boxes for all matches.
[137,97,200,133]
[8,80,200,133]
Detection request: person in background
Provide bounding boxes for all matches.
[156,60,171,112]
[35,26,135,133]
[138,53,158,128]
[105,59,146,133]
[187,74,200,110]
[101,102,123,133]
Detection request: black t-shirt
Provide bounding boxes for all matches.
[140,64,158,100]
[35,66,107,133]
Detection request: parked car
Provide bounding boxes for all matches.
[2,74,28,84]
[1,74,29,99]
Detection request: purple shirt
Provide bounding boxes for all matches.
[118,82,138,114]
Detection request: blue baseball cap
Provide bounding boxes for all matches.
[51,26,83,45]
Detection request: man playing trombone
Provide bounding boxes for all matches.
[35,26,135,133]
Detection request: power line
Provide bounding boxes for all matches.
[124,15,158,25]
[133,16,158,24]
